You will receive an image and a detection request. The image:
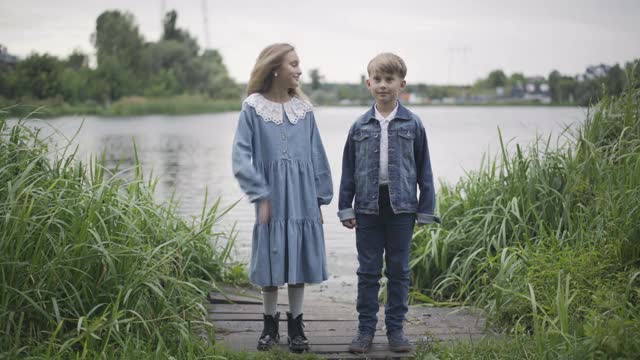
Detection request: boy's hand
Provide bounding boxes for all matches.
[341,219,357,229]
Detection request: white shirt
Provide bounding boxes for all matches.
[374,102,398,185]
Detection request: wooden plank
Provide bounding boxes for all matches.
[208,286,291,306]
[206,288,490,357]
[213,319,477,333]
[216,342,416,359]
[207,303,485,327]
[213,320,477,337]
[216,333,485,346]
[208,293,260,305]
[305,343,415,354]
[216,335,489,359]
[206,302,355,314]
[209,313,356,321]
[208,318,480,333]
[206,304,484,322]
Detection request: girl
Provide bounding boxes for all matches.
[231,43,332,352]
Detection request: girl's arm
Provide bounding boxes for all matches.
[310,112,333,206]
[231,109,269,202]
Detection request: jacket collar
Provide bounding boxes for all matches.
[359,101,411,124]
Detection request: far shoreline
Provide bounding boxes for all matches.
[2,96,583,120]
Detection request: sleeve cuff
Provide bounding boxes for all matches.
[337,208,356,222]
[248,190,270,203]
[416,213,441,225]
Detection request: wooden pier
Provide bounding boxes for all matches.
[208,287,487,359]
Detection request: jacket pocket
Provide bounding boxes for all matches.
[397,129,416,172]
[352,131,370,142]
[398,129,416,140]
[352,130,370,171]
[352,130,370,205]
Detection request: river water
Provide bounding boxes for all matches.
[22,105,585,302]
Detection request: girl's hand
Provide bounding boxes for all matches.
[258,199,271,224]
[341,219,357,229]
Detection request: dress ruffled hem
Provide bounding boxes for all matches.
[249,219,328,286]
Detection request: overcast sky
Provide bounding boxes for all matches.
[1,0,639,85]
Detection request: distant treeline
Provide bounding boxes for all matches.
[0,10,241,106]
[303,59,640,106]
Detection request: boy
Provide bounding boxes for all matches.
[337,53,438,354]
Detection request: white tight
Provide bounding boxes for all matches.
[261,283,305,318]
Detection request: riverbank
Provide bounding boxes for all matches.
[1,95,241,118]
[411,84,640,358]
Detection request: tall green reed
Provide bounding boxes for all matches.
[411,82,640,358]
[0,115,243,358]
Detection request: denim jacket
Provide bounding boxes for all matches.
[337,102,438,224]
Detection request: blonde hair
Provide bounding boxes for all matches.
[367,52,407,79]
[246,43,307,99]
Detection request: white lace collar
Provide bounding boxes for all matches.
[244,93,312,125]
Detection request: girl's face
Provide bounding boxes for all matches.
[273,51,302,90]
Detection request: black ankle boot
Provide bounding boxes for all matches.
[287,312,310,353]
[257,312,280,351]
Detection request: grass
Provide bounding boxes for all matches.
[0,95,241,119]
[0,112,248,358]
[410,82,640,359]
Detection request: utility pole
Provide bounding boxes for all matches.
[202,0,211,49]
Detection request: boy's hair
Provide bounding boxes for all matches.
[367,53,407,79]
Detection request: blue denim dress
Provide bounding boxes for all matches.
[232,93,333,286]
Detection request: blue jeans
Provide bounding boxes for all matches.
[355,185,415,335]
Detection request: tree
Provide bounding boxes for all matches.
[59,67,93,103]
[162,10,199,56]
[509,72,525,86]
[66,50,89,70]
[309,69,322,91]
[198,49,240,98]
[575,79,601,106]
[92,56,137,102]
[91,11,145,70]
[12,53,63,99]
[0,70,13,98]
[548,70,562,102]
[605,64,625,95]
[548,70,577,104]
[487,70,507,88]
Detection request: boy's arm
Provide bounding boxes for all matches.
[414,119,440,224]
[337,125,356,222]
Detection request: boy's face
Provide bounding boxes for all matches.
[366,71,406,107]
